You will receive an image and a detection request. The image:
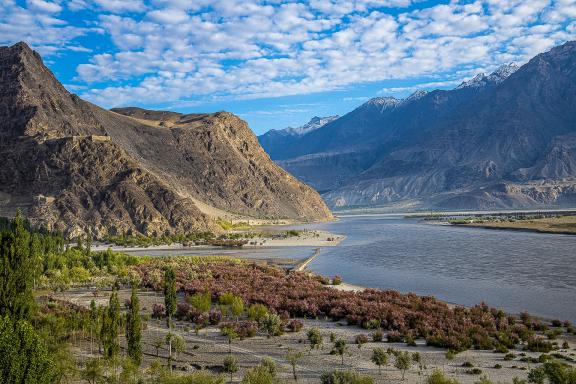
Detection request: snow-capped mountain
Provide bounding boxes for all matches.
[457,63,519,89]
[261,41,576,210]
[281,115,340,136]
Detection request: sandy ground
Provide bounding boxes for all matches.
[57,288,576,383]
[91,230,345,253]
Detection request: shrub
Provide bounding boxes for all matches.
[494,344,509,353]
[152,303,165,319]
[526,338,554,353]
[261,314,283,338]
[259,357,277,378]
[494,364,502,369]
[320,370,374,384]
[504,353,516,361]
[462,362,474,368]
[372,329,383,342]
[188,291,212,313]
[308,328,323,350]
[355,334,369,349]
[208,309,222,325]
[220,321,258,339]
[427,369,459,384]
[362,319,381,330]
[247,304,269,323]
[467,368,482,375]
[241,365,273,384]
[387,331,403,343]
[286,319,303,332]
[332,276,343,285]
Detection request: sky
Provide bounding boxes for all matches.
[1,0,575,135]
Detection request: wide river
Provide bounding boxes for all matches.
[127,214,576,322]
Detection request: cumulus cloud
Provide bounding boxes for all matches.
[0,0,87,54]
[1,0,575,107]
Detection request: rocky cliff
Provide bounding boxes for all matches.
[0,42,332,237]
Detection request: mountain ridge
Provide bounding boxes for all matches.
[0,42,332,237]
[262,41,576,210]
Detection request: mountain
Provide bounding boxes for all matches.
[258,115,338,161]
[0,42,332,237]
[263,42,576,210]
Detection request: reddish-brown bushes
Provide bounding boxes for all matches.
[134,258,530,352]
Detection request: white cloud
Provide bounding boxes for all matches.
[1,0,575,108]
[26,0,62,13]
[0,1,87,54]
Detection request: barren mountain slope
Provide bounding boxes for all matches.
[0,42,332,237]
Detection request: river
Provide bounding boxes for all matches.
[125,214,576,321]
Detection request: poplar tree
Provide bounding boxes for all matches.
[103,286,120,360]
[126,285,142,366]
[163,267,177,371]
[0,210,35,320]
[164,267,177,326]
[0,315,56,384]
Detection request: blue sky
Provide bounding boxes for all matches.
[1,0,575,134]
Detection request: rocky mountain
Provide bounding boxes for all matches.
[258,115,338,161]
[0,42,332,237]
[262,41,576,210]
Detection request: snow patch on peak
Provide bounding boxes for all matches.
[363,97,401,112]
[281,115,339,136]
[405,90,428,102]
[488,63,519,82]
[457,63,519,89]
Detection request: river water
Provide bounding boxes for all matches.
[126,214,576,321]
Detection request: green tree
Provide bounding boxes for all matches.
[247,304,269,323]
[81,358,104,384]
[85,232,92,257]
[0,211,35,320]
[261,313,282,338]
[320,370,374,384]
[164,267,177,371]
[285,348,304,382]
[241,365,274,384]
[189,291,212,313]
[153,336,164,357]
[223,355,239,383]
[371,347,388,375]
[259,357,277,378]
[164,267,177,326]
[231,296,244,320]
[103,286,121,360]
[307,328,323,351]
[30,232,43,289]
[89,299,99,355]
[427,369,460,384]
[126,285,142,366]
[0,315,56,384]
[394,351,413,380]
[222,326,239,353]
[332,339,348,365]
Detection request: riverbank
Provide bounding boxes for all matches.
[91,229,345,253]
[448,215,576,235]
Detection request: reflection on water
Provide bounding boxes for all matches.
[126,214,576,321]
